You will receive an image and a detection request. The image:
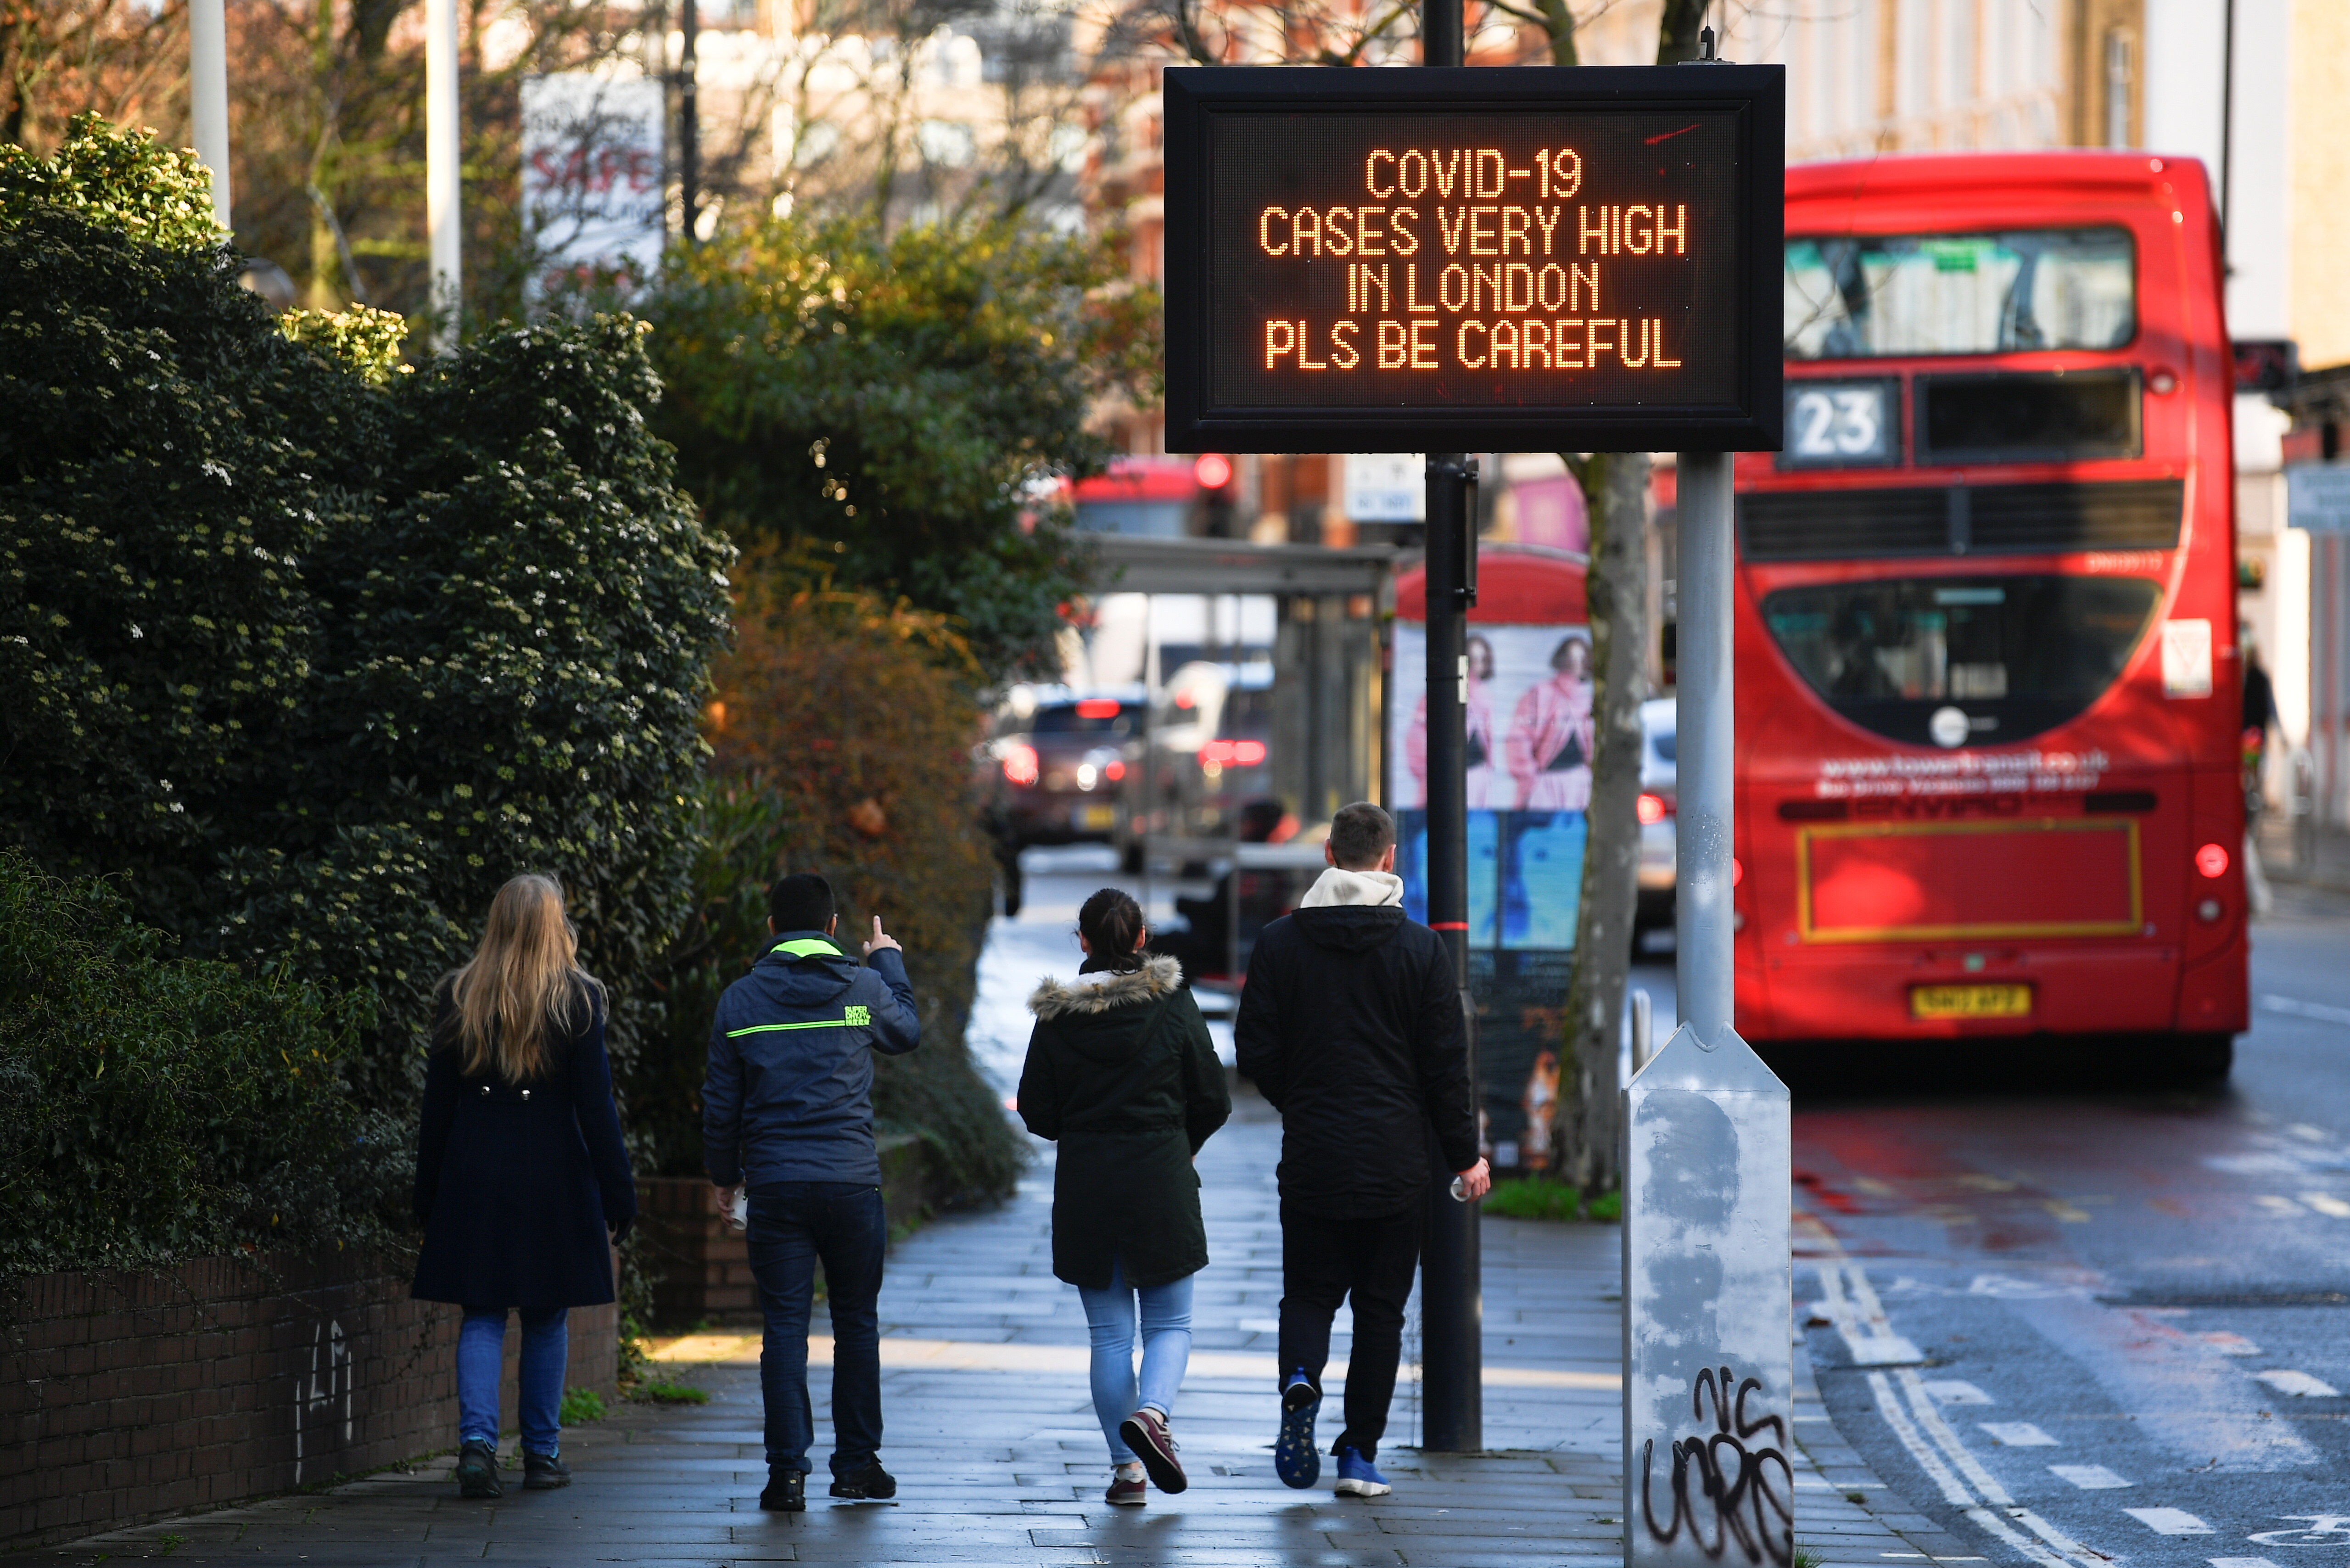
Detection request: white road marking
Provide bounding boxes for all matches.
[2289,1124,2335,1142]
[2200,1332,2262,1356]
[2254,1195,2306,1215]
[2253,1368,2340,1397]
[2125,1507,2215,1535]
[2300,1192,2350,1218]
[1922,1379,1994,1405]
[2209,1558,2286,1568]
[1866,1370,2078,1568]
[2263,993,2350,1027]
[2049,1464,2132,1489]
[1816,1262,1926,1366]
[1980,1422,2059,1446]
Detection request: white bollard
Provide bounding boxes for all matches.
[1620,1021,1792,1568]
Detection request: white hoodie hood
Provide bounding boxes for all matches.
[1298,866,1405,909]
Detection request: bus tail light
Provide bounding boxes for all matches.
[2194,842,2230,878]
[1002,742,1040,787]
[1637,792,1669,825]
[1731,857,1744,888]
[1200,739,1267,767]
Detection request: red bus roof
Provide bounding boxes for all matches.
[1395,543,1586,625]
[1072,456,1200,504]
[1787,150,2215,228]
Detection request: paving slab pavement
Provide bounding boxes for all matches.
[39,1079,1969,1568]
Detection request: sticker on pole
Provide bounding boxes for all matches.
[1162,65,1785,454]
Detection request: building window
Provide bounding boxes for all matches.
[2103,28,2133,147]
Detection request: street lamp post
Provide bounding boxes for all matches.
[188,0,231,230]
[425,0,462,343]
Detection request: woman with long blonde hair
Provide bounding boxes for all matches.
[412,874,636,1500]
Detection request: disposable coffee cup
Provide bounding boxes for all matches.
[1449,1176,1468,1202]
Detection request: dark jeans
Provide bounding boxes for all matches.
[745,1181,887,1476]
[1276,1199,1425,1463]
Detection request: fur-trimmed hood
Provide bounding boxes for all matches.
[1027,954,1185,1021]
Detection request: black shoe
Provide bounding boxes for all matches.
[522,1450,571,1490]
[759,1469,806,1512]
[829,1462,897,1500]
[454,1439,502,1499]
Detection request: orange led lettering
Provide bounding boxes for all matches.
[1475,149,1506,199]
[1432,149,1461,197]
[1324,207,1354,257]
[1534,207,1560,255]
[1624,205,1652,256]
[1391,207,1421,256]
[1260,207,1290,256]
[1572,262,1600,312]
[1468,206,1498,257]
[1656,203,1687,255]
[1554,319,1584,370]
[1265,319,1297,368]
[1649,318,1681,367]
[1522,319,1552,369]
[1359,263,1391,312]
[1377,319,1409,369]
[1551,148,1581,200]
[1472,263,1501,311]
[1397,149,1428,198]
[1579,205,1606,257]
[1357,206,1387,257]
[1365,151,1396,199]
[1504,262,1534,313]
[1587,316,1615,364]
[1332,320,1361,370]
[1292,207,1322,257]
[1538,263,1567,312]
[1458,320,1487,370]
[1437,208,1467,256]
[1299,321,1326,370]
[1406,263,1436,313]
[1501,207,1531,257]
[1621,317,1648,367]
[1489,318,1518,369]
[1410,319,1438,368]
[1440,264,1471,312]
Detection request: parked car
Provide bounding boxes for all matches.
[1636,698,1676,932]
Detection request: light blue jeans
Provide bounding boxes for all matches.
[458,1306,568,1456]
[1076,1260,1194,1464]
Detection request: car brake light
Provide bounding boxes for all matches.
[1075,698,1120,719]
[1200,739,1267,767]
[2194,841,2229,878]
[1002,742,1039,787]
[1636,793,1667,826]
[1106,760,1125,781]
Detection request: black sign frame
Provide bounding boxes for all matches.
[1163,64,1785,454]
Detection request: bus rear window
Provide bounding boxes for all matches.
[1785,229,2135,360]
[1762,576,2161,747]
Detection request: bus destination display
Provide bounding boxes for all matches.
[1164,67,1785,452]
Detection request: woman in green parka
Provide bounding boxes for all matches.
[1018,887,1231,1507]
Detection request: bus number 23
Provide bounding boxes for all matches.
[1791,385,1888,461]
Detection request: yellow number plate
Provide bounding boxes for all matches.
[1910,983,2033,1020]
[1076,804,1116,830]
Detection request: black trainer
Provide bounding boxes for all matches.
[829,1462,897,1500]
[454,1439,502,1499]
[759,1468,806,1512]
[521,1450,571,1490]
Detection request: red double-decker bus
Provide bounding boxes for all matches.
[1732,151,2246,1075]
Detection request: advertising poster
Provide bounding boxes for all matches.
[1393,615,1594,1173]
[520,73,666,304]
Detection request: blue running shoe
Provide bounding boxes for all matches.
[1333,1445,1391,1498]
[1273,1370,1320,1489]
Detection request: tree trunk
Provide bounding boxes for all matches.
[1551,451,1649,1193]
[1655,0,1711,64]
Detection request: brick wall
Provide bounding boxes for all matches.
[0,1249,617,1551]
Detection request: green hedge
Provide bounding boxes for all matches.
[0,850,399,1277]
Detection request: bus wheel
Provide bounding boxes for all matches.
[2165,1033,2234,1085]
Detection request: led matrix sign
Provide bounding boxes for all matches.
[1164,66,1785,453]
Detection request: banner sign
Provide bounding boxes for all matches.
[520,73,666,303]
[1163,64,1785,453]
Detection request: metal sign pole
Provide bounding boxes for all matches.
[424,0,462,344]
[188,0,231,230]
[1674,451,1735,1042]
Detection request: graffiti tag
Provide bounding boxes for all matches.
[1639,1364,1794,1564]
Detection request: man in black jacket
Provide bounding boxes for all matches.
[1235,801,1489,1498]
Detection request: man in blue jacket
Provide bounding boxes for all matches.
[705,873,919,1513]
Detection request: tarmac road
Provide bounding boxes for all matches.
[1783,880,2350,1568]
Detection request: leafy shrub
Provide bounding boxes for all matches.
[630,1380,711,1406]
[557,1387,607,1426]
[0,850,399,1276]
[643,212,1160,681]
[0,117,734,1119]
[636,551,1022,1203]
[1482,1175,1617,1223]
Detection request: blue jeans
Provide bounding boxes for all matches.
[1076,1260,1194,1464]
[457,1306,568,1456]
[746,1181,887,1476]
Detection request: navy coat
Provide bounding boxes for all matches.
[411,979,636,1310]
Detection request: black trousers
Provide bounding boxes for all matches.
[1275,1198,1426,1462]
